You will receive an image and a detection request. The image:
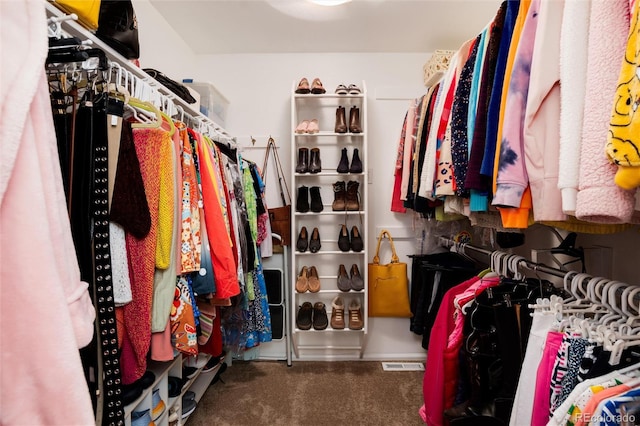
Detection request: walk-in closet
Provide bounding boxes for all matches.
[3,0,640,425]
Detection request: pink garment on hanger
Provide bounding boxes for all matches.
[0,2,95,423]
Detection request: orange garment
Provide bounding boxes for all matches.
[195,131,240,299]
[120,127,165,384]
[492,0,533,229]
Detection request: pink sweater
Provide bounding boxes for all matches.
[1,2,95,424]
[575,0,635,223]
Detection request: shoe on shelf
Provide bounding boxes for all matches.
[296,226,309,253]
[313,302,328,330]
[183,390,196,401]
[349,148,363,173]
[331,296,346,329]
[335,84,348,95]
[338,224,350,252]
[349,106,362,133]
[350,226,364,252]
[202,351,226,373]
[296,186,310,213]
[350,264,364,291]
[347,84,361,95]
[309,227,322,253]
[183,366,198,380]
[131,409,152,426]
[296,265,309,293]
[311,77,326,94]
[335,106,347,133]
[295,147,309,173]
[349,299,364,330]
[297,301,313,330]
[309,186,323,213]
[308,265,321,292]
[346,180,360,211]
[309,147,322,173]
[332,181,346,211]
[151,388,166,421]
[295,77,310,94]
[307,118,319,134]
[337,147,349,173]
[181,397,197,419]
[295,119,309,134]
[168,376,187,398]
[337,264,351,292]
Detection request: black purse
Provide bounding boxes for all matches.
[96,0,140,59]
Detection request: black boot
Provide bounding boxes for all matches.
[310,186,323,213]
[349,148,363,173]
[296,186,309,213]
[309,147,321,174]
[337,147,349,173]
[295,147,309,174]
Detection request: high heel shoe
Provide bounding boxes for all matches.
[296,226,309,252]
[308,265,321,293]
[309,227,321,253]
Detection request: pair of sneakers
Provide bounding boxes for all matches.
[335,84,361,95]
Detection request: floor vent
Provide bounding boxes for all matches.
[381,362,425,372]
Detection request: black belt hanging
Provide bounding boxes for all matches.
[91,96,124,426]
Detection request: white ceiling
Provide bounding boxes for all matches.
[149,0,501,54]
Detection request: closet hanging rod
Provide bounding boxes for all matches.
[43,1,232,142]
[438,236,570,279]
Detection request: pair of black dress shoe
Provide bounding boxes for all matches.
[297,226,321,253]
[338,224,363,252]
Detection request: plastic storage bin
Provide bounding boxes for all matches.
[182,79,229,127]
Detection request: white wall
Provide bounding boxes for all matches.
[191,52,429,360]
[133,0,197,80]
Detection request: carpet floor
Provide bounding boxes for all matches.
[185,360,425,426]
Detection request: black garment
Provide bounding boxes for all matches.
[409,252,479,347]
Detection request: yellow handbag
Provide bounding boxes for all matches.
[368,229,412,318]
[50,0,101,31]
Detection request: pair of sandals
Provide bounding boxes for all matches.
[295,77,326,94]
[335,84,361,95]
